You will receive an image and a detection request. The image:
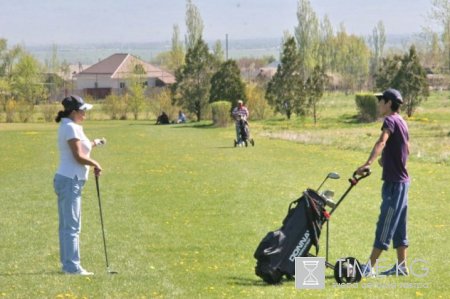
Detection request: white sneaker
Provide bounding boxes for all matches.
[64,268,94,276]
[360,264,375,278]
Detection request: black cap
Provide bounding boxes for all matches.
[375,88,403,104]
[61,95,93,111]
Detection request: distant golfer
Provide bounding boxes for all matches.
[54,95,105,275]
[232,100,249,144]
[356,88,410,276]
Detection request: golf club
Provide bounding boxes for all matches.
[322,190,337,208]
[95,174,118,275]
[317,172,340,191]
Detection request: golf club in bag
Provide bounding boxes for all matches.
[95,174,118,274]
[253,170,370,284]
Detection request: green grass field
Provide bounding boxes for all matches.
[0,92,449,298]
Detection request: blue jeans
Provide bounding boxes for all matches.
[53,174,85,273]
[374,181,409,250]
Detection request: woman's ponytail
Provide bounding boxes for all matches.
[55,110,71,123]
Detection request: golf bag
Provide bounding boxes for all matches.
[254,189,329,284]
[238,119,249,141]
[234,117,254,147]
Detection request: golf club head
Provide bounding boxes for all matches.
[107,269,118,274]
[323,190,335,199]
[327,172,340,180]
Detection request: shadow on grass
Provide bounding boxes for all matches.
[128,122,155,126]
[337,113,360,124]
[170,122,216,129]
[227,274,338,287]
[0,270,62,276]
[227,276,280,286]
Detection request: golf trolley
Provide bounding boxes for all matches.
[254,170,371,284]
[234,115,254,147]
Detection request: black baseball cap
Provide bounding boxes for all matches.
[375,88,403,104]
[62,95,93,111]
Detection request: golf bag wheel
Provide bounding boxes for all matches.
[250,139,255,146]
[334,257,362,284]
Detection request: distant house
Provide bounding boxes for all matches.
[75,53,175,99]
[256,60,279,80]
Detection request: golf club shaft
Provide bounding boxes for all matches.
[95,175,110,269]
[316,177,328,192]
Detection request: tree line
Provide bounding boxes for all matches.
[168,0,436,121]
[0,0,448,123]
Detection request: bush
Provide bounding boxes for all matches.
[103,94,127,120]
[41,102,60,122]
[210,101,232,127]
[17,100,35,123]
[5,99,16,123]
[245,83,272,120]
[148,88,179,121]
[355,94,378,122]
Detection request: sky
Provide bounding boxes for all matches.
[0,0,434,46]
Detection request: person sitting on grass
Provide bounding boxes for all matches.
[156,111,170,125]
[177,110,187,123]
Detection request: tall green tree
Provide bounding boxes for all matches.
[0,77,11,113]
[266,37,304,119]
[319,15,334,72]
[44,44,65,100]
[12,53,45,103]
[376,46,429,117]
[185,0,204,50]
[173,38,214,121]
[212,40,225,65]
[395,46,429,117]
[126,63,147,120]
[11,53,46,122]
[169,24,185,71]
[295,0,320,77]
[305,65,328,124]
[428,0,450,73]
[375,54,402,90]
[369,21,386,84]
[153,25,185,72]
[209,59,246,106]
[334,25,370,92]
[0,42,23,79]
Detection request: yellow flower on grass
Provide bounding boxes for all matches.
[416,291,423,296]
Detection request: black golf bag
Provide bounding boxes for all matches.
[254,189,329,284]
[238,118,249,141]
[234,117,254,147]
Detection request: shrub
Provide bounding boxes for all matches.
[5,99,16,123]
[17,100,35,123]
[210,101,232,127]
[245,83,272,120]
[148,88,179,121]
[103,94,127,120]
[41,102,60,122]
[355,94,378,122]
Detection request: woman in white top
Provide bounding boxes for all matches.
[54,95,103,275]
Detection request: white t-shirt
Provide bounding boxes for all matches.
[56,118,92,180]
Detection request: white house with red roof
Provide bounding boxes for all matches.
[74,53,175,98]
